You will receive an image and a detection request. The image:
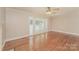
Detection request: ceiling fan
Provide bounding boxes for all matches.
[46,7,60,16]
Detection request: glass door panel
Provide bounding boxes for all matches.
[29,17,48,35]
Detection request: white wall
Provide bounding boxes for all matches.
[2,8,6,45]
[6,8,31,41]
[6,8,79,42]
[0,8,2,50]
[5,7,60,42]
[52,8,79,34]
[0,8,5,50]
[0,24,2,50]
[6,8,50,41]
[48,17,53,31]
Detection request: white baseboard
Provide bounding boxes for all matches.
[0,35,29,51]
[52,30,79,36]
[2,41,6,50]
[0,41,6,51]
[5,31,50,42]
[0,40,6,51]
[5,35,29,42]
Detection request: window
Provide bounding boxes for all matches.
[29,16,48,35]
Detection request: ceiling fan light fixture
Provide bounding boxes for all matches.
[46,7,60,16]
[46,7,52,15]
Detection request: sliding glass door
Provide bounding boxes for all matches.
[29,16,48,35]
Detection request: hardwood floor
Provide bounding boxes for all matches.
[3,31,79,51]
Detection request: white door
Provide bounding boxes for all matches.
[29,17,48,35]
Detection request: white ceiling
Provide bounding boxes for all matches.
[13,7,79,17]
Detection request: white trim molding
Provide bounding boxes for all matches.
[5,35,28,42]
[5,30,79,42]
[5,31,50,42]
[52,30,79,36]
